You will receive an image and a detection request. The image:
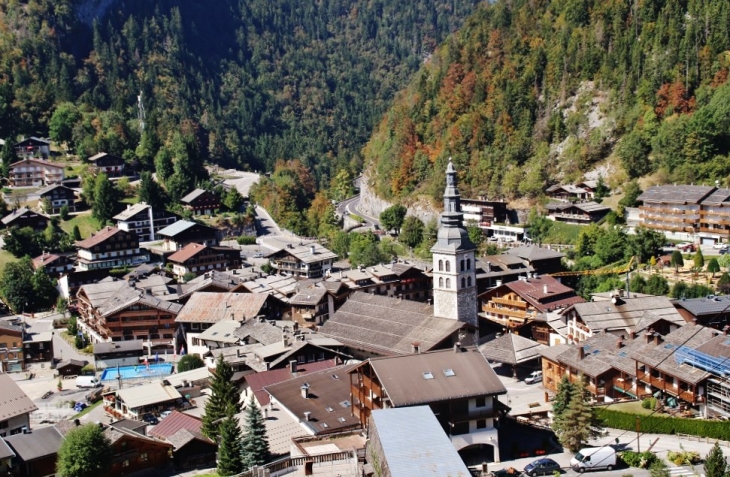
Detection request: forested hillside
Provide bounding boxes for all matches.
[0,0,478,185]
[364,0,730,204]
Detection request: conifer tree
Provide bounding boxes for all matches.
[694,248,705,269]
[704,442,728,477]
[201,355,241,441]
[91,173,119,224]
[217,405,244,476]
[72,225,82,241]
[241,395,270,469]
[554,382,601,452]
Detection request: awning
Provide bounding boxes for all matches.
[613,386,636,399]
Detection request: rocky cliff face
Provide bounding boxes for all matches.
[75,0,117,26]
[360,172,439,224]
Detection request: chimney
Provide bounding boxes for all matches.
[653,333,662,346]
[301,384,310,399]
[579,346,585,359]
[230,313,235,321]
[303,411,311,421]
[629,331,636,340]
[644,331,654,344]
[290,360,297,374]
[310,245,316,255]
[454,341,462,353]
[412,342,421,354]
[616,339,624,349]
[543,284,548,294]
[283,336,290,347]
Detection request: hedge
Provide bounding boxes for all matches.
[596,408,730,441]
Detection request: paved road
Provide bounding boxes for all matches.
[222,171,260,197]
[338,194,380,229]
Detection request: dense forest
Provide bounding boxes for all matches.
[363,0,730,204]
[0,0,478,186]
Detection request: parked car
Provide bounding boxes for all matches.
[524,458,561,476]
[252,253,264,258]
[75,376,102,388]
[73,402,87,413]
[720,247,729,255]
[524,370,543,384]
[142,413,159,425]
[570,447,617,472]
[678,242,696,252]
[159,410,173,420]
[713,242,727,249]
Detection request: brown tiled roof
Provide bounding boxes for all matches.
[245,359,338,406]
[318,291,464,355]
[166,428,213,450]
[265,364,360,435]
[175,292,271,323]
[0,374,38,420]
[364,347,507,407]
[499,276,584,313]
[149,411,202,439]
[479,333,547,365]
[32,253,62,268]
[75,226,125,249]
[9,157,62,169]
[167,243,209,263]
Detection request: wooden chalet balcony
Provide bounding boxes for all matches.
[449,407,498,425]
[491,297,528,308]
[359,375,382,396]
[482,305,534,322]
[640,223,695,233]
[612,378,635,394]
[700,217,730,226]
[701,209,730,218]
[698,227,730,235]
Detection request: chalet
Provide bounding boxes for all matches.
[57,269,114,301]
[673,295,730,329]
[13,137,50,159]
[478,332,546,378]
[180,188,220,216]
[242,359,339,408]
[545,183,594,201]
[266,242,337,279]
[475,254,534,293]
[8,158,63,187]
[0,374,37,436]
[174,292,280,357]
[55,359,85,377]
[0,324,25,373]
[36,184,78,213]
[505,246,565,275]
[108,381,183,419]
[22,331,53,363]
[93,340,145,369]
[350,347,508,461]
[87,152,125,178]
[318,291,469,359]
[166,243,241,279]
[1,208,49,232]
[75,226,150,270]
[173,270,249,304]
[77,279,181,352]
[265,363,361,436]
[156,220,219,252]
[560,293,687,343]
[631,323,730,416]
[148,411,215,470]
[289,284,330,326]
[545,201,611,224]
[460,198,509,228]
[3,426,63,477]
[478,275,584,343]
[540,333,645,402]
[331,262,432,302]
[32,252,75,276]
[250,335,349,372]
[114,203,179,242]
[367,407,472,476]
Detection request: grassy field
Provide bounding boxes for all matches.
[543,221,582,245]
[609,400,654,415]
[60,213,100,239]
[0,249,18,274]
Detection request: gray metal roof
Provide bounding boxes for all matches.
[369,406,471,477]
[0,439,14,460]
[673,295,730,317]
[506,245,565,261]
[479,333,547,365]
[180,188,209,203]
[156,220,197,237]
[4,426,62,462]
[113,203,150,221]
[638,185,715,205]
[94,339,144,355]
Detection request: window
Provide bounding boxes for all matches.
[467,258,471,270]
[438,260,443,271]
[445,278,450,289]
[460,259,465,271]
[467,276,472,287]
[476,419,487,429]
[122,460,130,468]
[445,261,450,272]
[476,397,486,408]
[439,277,444,288]
[140,453,148,462]
[461,278,466,288]
[0,421,8,429]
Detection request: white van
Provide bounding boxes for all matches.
[75,376,102,388]
[570,447,616,472]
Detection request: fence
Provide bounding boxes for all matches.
[235,450,357,477]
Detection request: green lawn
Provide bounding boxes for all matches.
[120,196,139,206]
[543,221,583,245]
[60,213,100,239]
[608,400,654,415]
[0,249,18,274]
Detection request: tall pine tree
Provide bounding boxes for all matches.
[216,405,244,476]
[91,173,119,224]
[554,381,601,452]
[201,355,241,441]
[241,395,270,469]
[704,442,728,477]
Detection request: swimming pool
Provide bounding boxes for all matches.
[100,363,174,381]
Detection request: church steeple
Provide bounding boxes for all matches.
[431,158,478,326]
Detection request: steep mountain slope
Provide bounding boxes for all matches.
[0,0,479,182]
[363,0,730,205]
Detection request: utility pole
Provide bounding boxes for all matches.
[636,416,641,453]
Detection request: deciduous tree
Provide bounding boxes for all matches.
[400,216,425,249]
[177,354,205,373]
[56,423,113,477]
[379,205,407,234]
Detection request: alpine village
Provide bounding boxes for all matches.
[2,1,730,477]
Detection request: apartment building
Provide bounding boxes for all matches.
[75,226,149,270]
[114,203,179,242]
[8,158,64,187]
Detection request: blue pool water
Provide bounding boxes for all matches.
[100,363,174,381]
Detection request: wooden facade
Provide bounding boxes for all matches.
[0,326,24,373]
[109,433,172,477]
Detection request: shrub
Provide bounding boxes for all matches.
[667,450,701,465]
[597,408,730,441]
[236,235,257,245]
[620,451,658,468]
[80,364,96,375]
[641,398,656,409]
